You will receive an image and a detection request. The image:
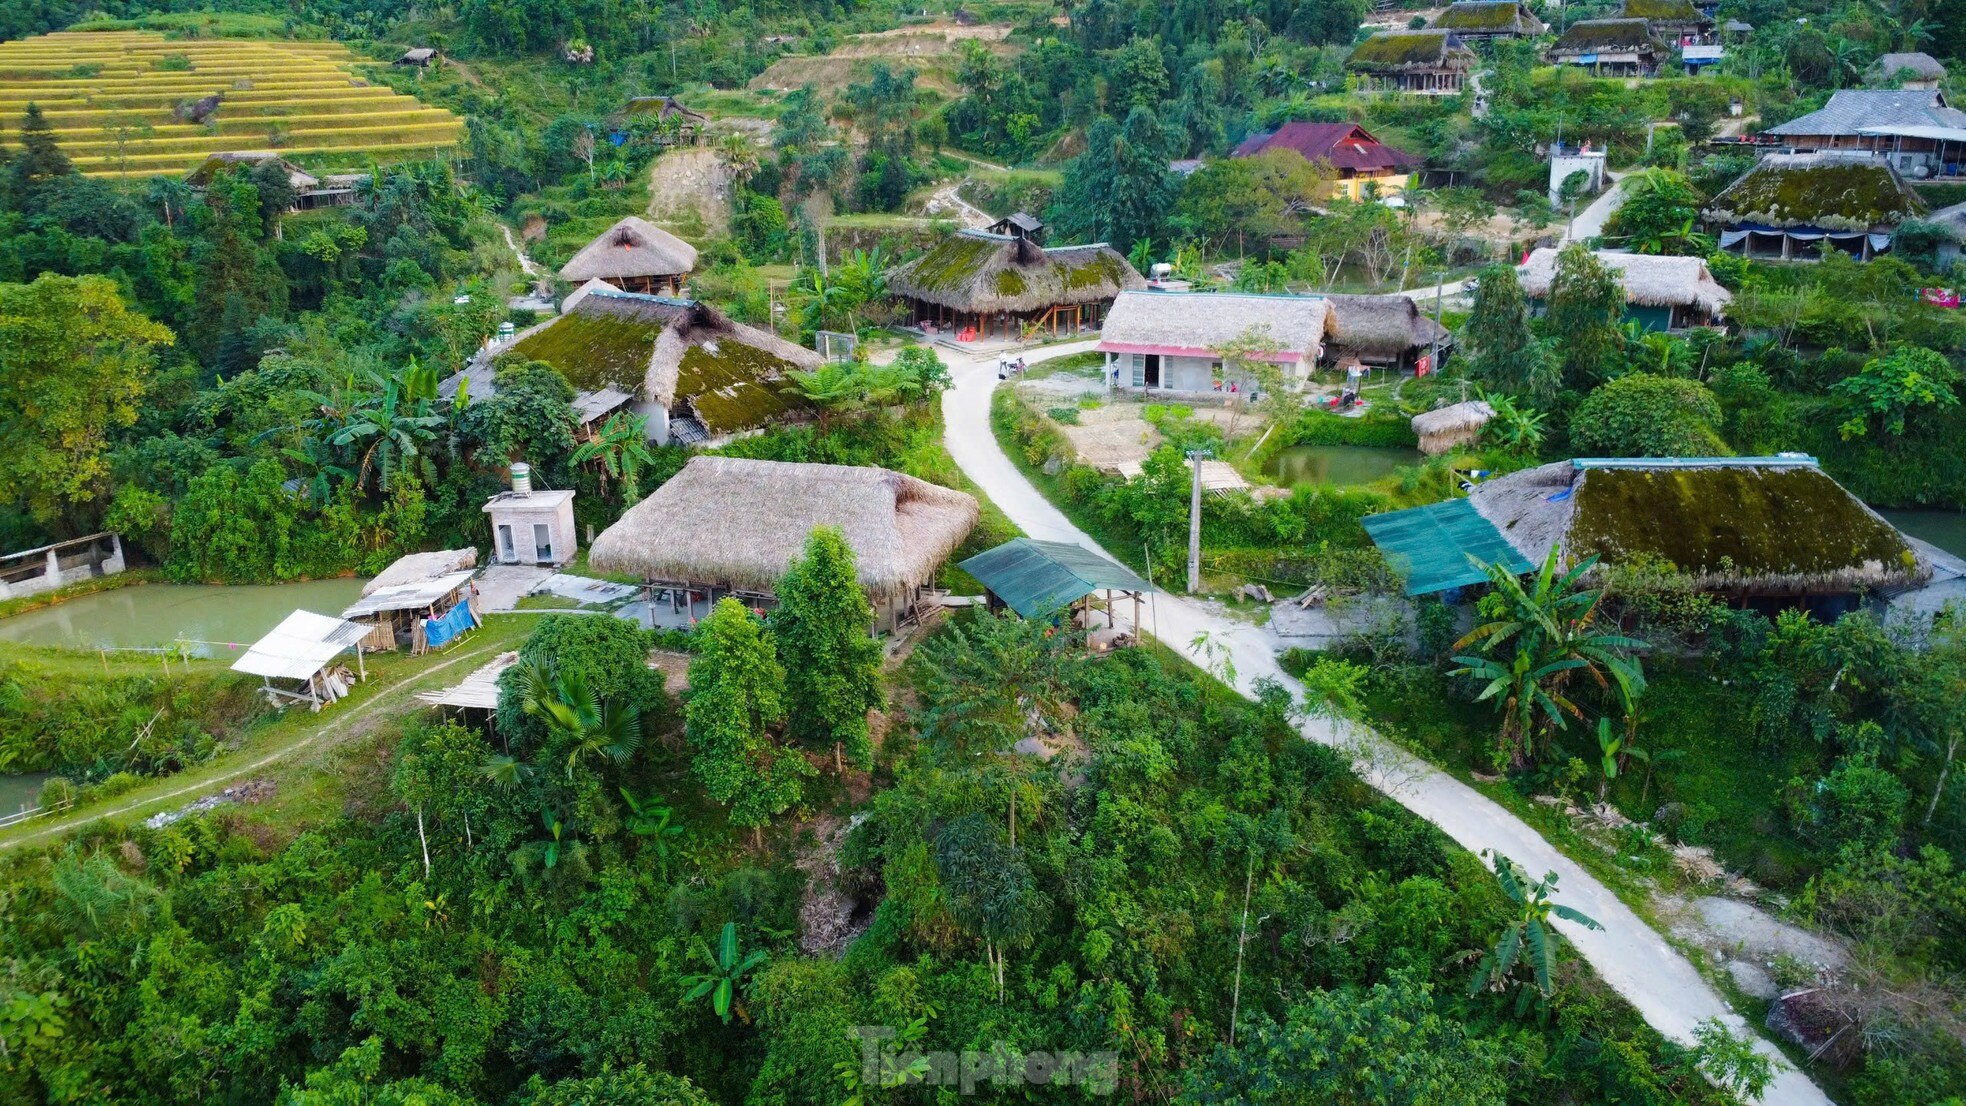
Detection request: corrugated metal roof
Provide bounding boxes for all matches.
[958,539,1152,617]
[1767,89,1966,137]
[341,570,476,618]
[1361,499,1534,595]
[231,610,368,681]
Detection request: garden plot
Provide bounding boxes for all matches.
[0,30,462,178]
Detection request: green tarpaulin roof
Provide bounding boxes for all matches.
[1361,499,1534,595]
[959,538,1153,617]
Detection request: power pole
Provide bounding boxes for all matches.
[1187,448,1212,593]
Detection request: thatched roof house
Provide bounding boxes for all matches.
[1430,2,1546,39]
[1098,290,1329,393]
[1465,457,1929,601]
[889,229,1144,339]
[559,216,699,296]
[1871,52,1947,89]
[1548,19,1666,75]
[1412,400,1494,455]
[1516,248,1731,330]
[1321,294,1451,371]
[1347,31,1478,94]
[442,281,819,445]
[185,152,357,210]
[1704,152,1925,260]
[397,47,439,67]
[1617,0,1711,40]
[588,456,979,627]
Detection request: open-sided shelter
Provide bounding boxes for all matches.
[341,547,479,653]
[588,457,980,630]
[1703,151,1925,260]
[888,229,1144,339]
[959,538,1152,650]
[231,610,370,709]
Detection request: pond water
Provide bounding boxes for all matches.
[1264,444,1423,488]
[1880,509,1966,560]
[0,772,51,816]
[0,579,367,656]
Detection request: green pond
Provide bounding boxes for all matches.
[1880,509,1966,559]
[0,579,367,656]
[1264,444,1423,487]
[0,772,51,816]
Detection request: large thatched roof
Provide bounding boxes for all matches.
[1467,458,1928,595]
[1550,18,1662,54]
[588,457,980,600]
[1872,52,1947,83]
[1097,291,1329,361]
[1703,152,1925,232]
[888,230,1144,314]
[1348,30,1478,71]
[1516,248,1732,317]
[1431,2,1545,35]
[469,282,819,436]
[1322,294,1451,358]
[559,216,699,282]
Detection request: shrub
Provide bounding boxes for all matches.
[1046,405,1082,425]
[1570,373,1725,457]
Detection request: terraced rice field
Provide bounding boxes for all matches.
[0,31,463,179]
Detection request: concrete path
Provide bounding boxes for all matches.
[1566,170,1629,243]
[935,342,1830,1106]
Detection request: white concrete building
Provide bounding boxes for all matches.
[483,463,577,567]
[1096,291,1330,395]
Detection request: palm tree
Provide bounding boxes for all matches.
[1469,851,1602,1013]
[515,659,644,778]
[716,132,761,189]
[302,359,447,494]
[571,411,658,504]
[1451,548,1647,769]
[682,921,768,1025]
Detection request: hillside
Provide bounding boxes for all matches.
[0,30,462,178]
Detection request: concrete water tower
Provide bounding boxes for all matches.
[483,462,577,566]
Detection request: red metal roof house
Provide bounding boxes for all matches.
[1232,122,1419,200]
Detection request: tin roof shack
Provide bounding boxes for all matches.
[1548,19,1667,77]
[559,215,699,297]
[1096,290,1330,395]
[1704,152,1926,260]
[888,229,1144,340]
[444,281,820,445]
[1429,2,1547,40]
[1231,122,1421,200]
[232,610,370,709]
[587,456,979,631]
[1763,89,1966,180]
[485,463,576,567]
[1347,31,1479,95]
[1467,457,1929,615]
[1321,293,1452,372]
[959,538,1153,652]
[1618,0,1714,44]
[1517,248,1732,330]
[341,547,479,653]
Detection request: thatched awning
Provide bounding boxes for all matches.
[1323,294,1450,358]
[888,230,1145,314]
[560,216,698,282]
[588,457,979,601]
[1467,457,1929,596]
[1517,249,1732,317]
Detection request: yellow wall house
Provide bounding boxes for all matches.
[1231,121,1420,200]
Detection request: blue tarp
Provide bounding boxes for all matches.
[424,602,476,648]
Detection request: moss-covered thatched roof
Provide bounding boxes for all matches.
[1431,2,1545,35]
[1468,459,1928,595]
[1348,30,1476,70]
[1704,153,1926,232]
[888,231,1144,314]
[506,283,820,436]
[1550,19,1662,53]
[1618,0,1702,21]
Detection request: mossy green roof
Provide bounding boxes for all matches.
[1432,2,1539,33]
[1551,19,1660,51]
[509,307,663,393]
[1705,157,1925,231]
[1349,31,1470,69]
[678,339,807,435]
[888,231,1145,313]
[1619,0,1702,21]
[1569,465,1918,589]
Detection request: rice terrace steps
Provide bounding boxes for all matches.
[0,31,463,178]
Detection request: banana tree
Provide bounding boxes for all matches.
[619,788,687,878]
[571,411,657,504]
[682,921,768,1025]
[1469,851,1602,1014]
